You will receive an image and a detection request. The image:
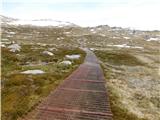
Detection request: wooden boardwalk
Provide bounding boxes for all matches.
[22,49,113,120]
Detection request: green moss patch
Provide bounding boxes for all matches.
[95,50,144,66]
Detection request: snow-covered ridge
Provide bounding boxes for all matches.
[0,15,78,27]
[0,15,18,23]
[8,19,77,27]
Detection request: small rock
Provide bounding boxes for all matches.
[8,44,21,52]
[42,51,54,56]
[65,54,80,60]
[60,60,72,65]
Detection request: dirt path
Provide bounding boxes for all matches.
[22,48,113,120]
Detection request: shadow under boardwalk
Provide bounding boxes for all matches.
[23,48,113,120]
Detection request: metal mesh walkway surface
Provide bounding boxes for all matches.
[22,49,113,120]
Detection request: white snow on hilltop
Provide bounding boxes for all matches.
[8,19,76,27]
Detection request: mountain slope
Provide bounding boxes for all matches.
[1,15,78,27]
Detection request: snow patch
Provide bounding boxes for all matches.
[90,29,96,33]
[21,70,45,74]
[64,32,71,34]
[146,37,160,41]
[57,38,61,40]
[9,19,73,27]
[9,32,16,35]
[1,44,6,47]
[107,44,143,49]
[112,36,119,39]
[123,37,130,40]
[37,43,47,46]
[132,46,144,49]
[2,38,9,41]
[89,48,95,51]
[57,37,64,40]
[90,29,95,32]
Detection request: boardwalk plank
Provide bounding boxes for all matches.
[22,49,113,120]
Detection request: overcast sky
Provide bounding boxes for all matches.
[2,0,160,30]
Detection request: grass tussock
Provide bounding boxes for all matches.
[95,50,159,120]
[108,86,148,120]
[95,50,144,66]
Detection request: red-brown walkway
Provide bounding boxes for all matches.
[23,49,113,120]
